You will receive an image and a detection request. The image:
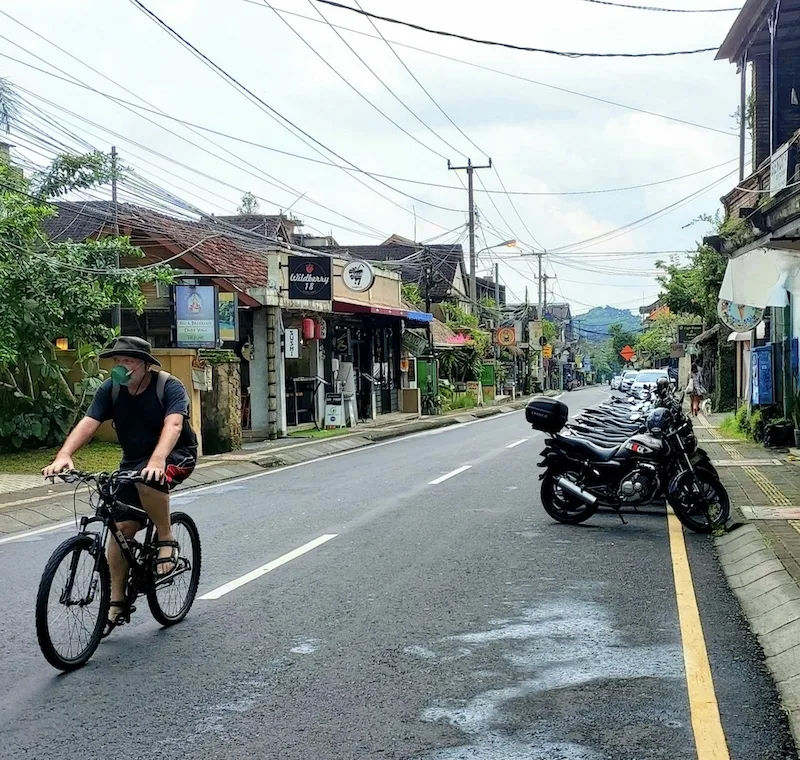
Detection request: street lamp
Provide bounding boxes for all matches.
[472,240,516,311]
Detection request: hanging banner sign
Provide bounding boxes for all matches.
[288,256,332,301]
[175,285,218,348]
[285,328,300,359]
[218,292,238,342]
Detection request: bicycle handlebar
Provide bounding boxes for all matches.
[54,469,145,486]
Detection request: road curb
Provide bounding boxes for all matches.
[716,524,800,748]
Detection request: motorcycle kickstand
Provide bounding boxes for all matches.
[615,508,627,525]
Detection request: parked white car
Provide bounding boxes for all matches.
[631,369,670,397]
[619,370,639,393]
[610,375,622,390]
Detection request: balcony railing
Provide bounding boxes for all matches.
[723,129,800,222]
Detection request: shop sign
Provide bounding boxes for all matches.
[717,299,764,332]
[288,255,332,300]
[285,328,300,359]
[677,324,702,344]
[542,344,553,359]
[341,260,375,293]
[175,285,218,348]
[495,326,516,346]
[528,320,542,345]
[218,292,238,342]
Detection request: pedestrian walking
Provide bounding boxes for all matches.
[686,362,707,417]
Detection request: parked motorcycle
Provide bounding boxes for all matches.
[526,387,729,534]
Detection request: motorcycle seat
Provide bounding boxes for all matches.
[556,434,620,461]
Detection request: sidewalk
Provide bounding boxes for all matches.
[700,411,800,745]
[0,393,552,537]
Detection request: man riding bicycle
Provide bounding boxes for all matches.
[43,336,197,633]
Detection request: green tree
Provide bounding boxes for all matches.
[0,86,172,449]
[656,212,749,325]
[636,312,678,365]
[237,191,260,215]
[608,322,640,367]
[542,319,557,342]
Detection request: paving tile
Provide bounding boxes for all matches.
[741,582,800,619]
[729,560,788,589]
[724,549,782,576]
[751,600,800,636]
[0,513,29,533]
[768,644,800,682]
[762,617,800,657]
[6,508,52,527]
[737,570,798,604]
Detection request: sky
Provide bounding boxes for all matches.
[0,0,747,315]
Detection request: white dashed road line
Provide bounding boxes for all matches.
[199,534,338,600]
[428,466,472,485]
[505,439,529,449]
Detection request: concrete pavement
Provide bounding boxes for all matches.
[0,386,794,759]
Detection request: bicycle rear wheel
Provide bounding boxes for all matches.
[36,535,110,671]
[147,511,201,626]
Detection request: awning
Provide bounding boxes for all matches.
[727,321,766,342]
[332,299,431,321]
[718,247,800,308]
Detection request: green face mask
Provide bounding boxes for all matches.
[110,365,132,386]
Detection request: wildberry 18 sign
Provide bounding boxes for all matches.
[288,256,332,301]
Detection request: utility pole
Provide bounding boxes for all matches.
[111,145,121,331]
[424,249,436,412]
[448,158,492,311]
[537,252,544,391]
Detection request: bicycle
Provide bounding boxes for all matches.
[35,470,202,671]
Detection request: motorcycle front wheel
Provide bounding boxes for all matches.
[540,471,599,525]
[668,470,730,534]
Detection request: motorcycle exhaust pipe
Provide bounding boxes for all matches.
[556,477,598,506]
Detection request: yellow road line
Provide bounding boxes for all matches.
[667,509,730,760]
[721,443,743,460]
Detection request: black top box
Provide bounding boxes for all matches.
[525,396,568,433]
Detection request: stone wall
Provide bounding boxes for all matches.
[201,362,242,454]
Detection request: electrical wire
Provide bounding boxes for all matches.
[236,0,739,138]
[313,0,718,57]
[125,0,456,229]
[577,0,740,11]
[261,0,455,162]
[0,52,741,197]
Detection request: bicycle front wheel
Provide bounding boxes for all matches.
[147,511,201,626]
[36,535,110,671]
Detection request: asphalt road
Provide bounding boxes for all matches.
[0,386,794,760]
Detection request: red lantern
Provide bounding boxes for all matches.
[302,318,316,340]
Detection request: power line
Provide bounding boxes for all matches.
[261,0,455,162]
[548,169,737,253]
[313,0,718,57]
[0,51,740,196]
[577,0,740,11]
[124,0,456,230]
[0,29,396,239]
[236,1,738,138]
[350,0,489,163]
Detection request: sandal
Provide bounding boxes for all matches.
[154,540,180,577]
[103,601,130,638]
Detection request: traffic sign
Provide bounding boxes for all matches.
[619,345,636,362]
[543,344,553,359]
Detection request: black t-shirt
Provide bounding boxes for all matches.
[87,374,197,462]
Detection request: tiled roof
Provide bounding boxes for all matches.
[312,242,465,302]
[41,201,272,291]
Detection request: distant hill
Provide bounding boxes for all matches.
[573,306,641,341]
